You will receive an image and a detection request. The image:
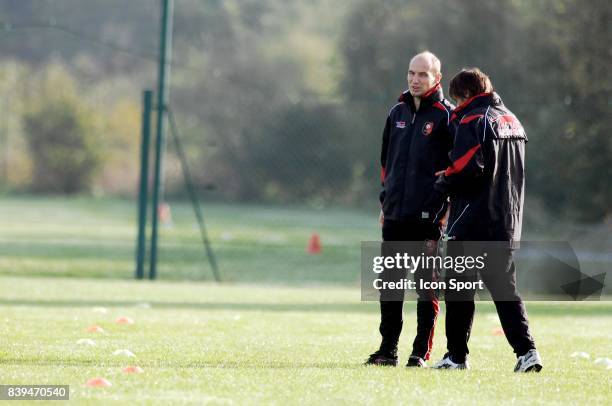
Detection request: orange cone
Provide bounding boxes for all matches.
[85,377,112,387]
[307,233,322,254]
[122,366,144,374]
[115,316,134,325]
[86,325,105,333]
[158,203,172,224]
[492,327,505,336]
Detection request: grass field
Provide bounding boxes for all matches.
[0,196,610,404]
[0,276,611,404]
[0,196,608,284]
[0,196,380,283]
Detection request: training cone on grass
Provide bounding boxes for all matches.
[76,338,96,346]
[122,366,144,374]
[85,377,112,388]
[115,316,134,325]
[158,202,173,225]
[594,358,612,368]
[492,327,505,336]
[307,233,322,254]
[135,302,151,309]
[113,349,136,357]
[86,325,105,333]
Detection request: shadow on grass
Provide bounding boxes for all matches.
[0,299,610,316]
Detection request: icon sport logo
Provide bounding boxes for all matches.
[396,121,406,129]
[422,121,434,136]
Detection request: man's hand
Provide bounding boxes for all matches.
[379,209,384,226]
[435,170,445,177]
[423,239,438,256]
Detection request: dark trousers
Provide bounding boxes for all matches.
[378,219,439,360]
[444,243,536,361]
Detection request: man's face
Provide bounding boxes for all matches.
[407,56,441,97]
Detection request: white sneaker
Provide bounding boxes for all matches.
[433,353,470,370]
[514,349,543,372]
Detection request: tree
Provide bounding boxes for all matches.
[339,0,611,221]
[22,64,102,193]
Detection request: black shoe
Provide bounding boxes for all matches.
[364,349,398,366]
[406,355,427,368]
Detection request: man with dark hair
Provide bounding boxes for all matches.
[432,68,543,372]
[365,51,453,368]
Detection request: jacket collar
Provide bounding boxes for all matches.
[453,92,502,114]
[398,83,443,111]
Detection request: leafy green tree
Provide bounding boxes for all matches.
[525,0,611,221]
[339,0,611,220]
[22,65,102,193]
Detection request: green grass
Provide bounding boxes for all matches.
[0,276,611,404]
[0,196,609,285]
[0,196,610,403]
[0,196,380,283]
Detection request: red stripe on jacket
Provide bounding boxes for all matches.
[444,144,481,176]
[433,101,447,112]
[460,114,484,124]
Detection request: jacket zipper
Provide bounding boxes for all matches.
[447,203,470,237]
[397,100,447,222]
[396,109,416,217]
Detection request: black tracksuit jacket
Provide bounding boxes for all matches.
[379,84,454,239]
[434,92,527,247]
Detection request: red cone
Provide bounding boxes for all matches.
[122,366,144,374]
[115,316,134,325]
[85,377,112,387]
[307,233,322,254]
[158,203,172,224]
[492,327,505,336]
[86,325,105,333]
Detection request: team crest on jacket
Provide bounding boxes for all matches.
[396,121,406,129]
[422,122,434,136]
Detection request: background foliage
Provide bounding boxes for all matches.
[0,0,609,221]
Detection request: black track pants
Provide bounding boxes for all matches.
[444,243,536,361]
[378,219,440,360]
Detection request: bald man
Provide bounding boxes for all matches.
[365,51,454,367]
